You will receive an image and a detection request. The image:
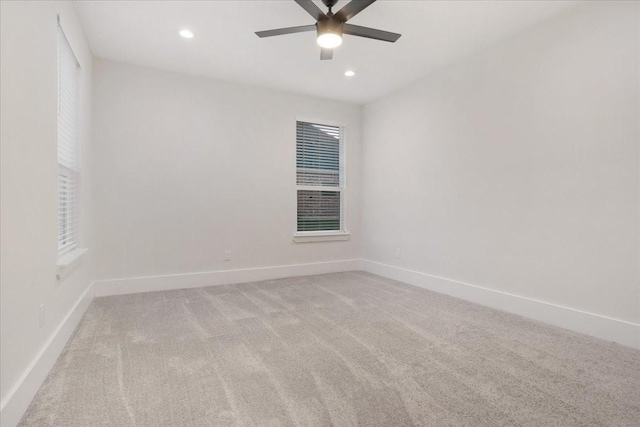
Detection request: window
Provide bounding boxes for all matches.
[57,23,80,252]
[296,121,346,237]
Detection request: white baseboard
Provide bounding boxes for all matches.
[0,282,95,427]
[94,259,363,297]
[362,260,640,350]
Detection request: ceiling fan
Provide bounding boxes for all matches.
[255,0,401,60]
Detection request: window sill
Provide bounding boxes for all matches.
[57,247,88,280]
[293,232,350,243]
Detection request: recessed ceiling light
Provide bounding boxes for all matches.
[344,70,356,77]
[179,29,194,39]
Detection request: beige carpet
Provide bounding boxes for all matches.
[19,271,640,426]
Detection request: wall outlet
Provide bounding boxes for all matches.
[39,304,45,328]
[224,250,232,262]
[395,248,402,259]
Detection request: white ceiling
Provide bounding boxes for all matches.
[74,0,581,104]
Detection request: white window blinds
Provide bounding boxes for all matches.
[58,23,80,252]
[296,121,345,232]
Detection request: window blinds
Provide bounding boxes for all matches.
[296,121,344,232]
[58,24,80,251]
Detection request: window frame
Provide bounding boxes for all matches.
[294,117,350,243]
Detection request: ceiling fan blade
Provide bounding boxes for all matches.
[335,0,377,22]
[320,48,333,60]
[294,0,327,21]
[343,23,401,42]
[255,24,317,38]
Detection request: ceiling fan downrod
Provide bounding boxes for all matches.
[322,0,339,15]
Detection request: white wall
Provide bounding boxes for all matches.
[1,0,94,417]
[1,3,637,423]
[91,59,362,283]
[362,1,639,324]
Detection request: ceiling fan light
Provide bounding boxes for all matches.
[317,33,343,49]
[316,18,343,49]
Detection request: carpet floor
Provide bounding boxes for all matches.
[19,271,640,426]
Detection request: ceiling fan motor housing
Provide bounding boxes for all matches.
[317,16,344,37]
